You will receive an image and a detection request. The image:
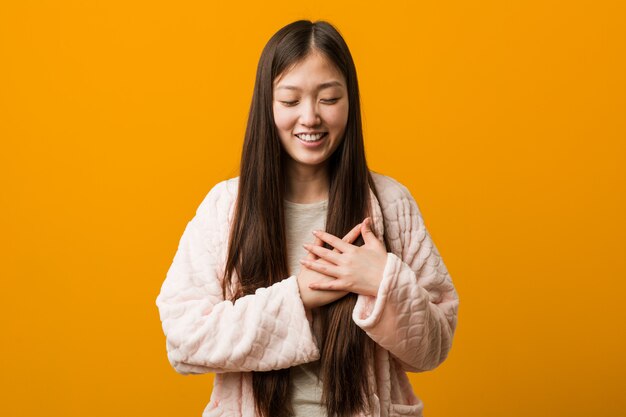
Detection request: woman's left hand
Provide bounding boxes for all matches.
[300,217,388,297]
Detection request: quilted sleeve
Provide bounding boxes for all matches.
[155,181,320,375]
[352,182,459,372]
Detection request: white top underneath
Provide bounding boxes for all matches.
[284,198,328,417]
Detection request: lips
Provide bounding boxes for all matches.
[295,132,328,142]
[294,132,327,147]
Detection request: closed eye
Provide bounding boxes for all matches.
[279,98,341,107]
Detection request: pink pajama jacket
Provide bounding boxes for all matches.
[155,172,459,417]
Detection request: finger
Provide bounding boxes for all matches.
[323,222,361,254]
[302,256,334,266]
[299,259,342,278]
[305,236,324,261]
[309,280,347,292]
[312,230,353,253]
[341,222,362,245]
[361,217,378,244]
[303,243,341,265]
[306,223,361,257]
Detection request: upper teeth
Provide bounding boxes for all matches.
[297,133,325,141]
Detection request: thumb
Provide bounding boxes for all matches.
[361,217,376,243]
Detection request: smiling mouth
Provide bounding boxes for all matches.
[295,132,328,142]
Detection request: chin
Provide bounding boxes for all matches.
[299,159,328,167]
[292,155,330,167]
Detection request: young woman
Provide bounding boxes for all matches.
[156,19,459,417]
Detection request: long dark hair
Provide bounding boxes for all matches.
[222,19,391,417]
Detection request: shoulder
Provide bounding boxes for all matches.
[369,172,427,256]
[370,171,418,211]
[195,176,240,220]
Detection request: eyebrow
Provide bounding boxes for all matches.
[275,80,344,91]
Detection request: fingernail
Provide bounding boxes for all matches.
[312,230,320,235]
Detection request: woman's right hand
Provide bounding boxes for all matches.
[297,221,362,311]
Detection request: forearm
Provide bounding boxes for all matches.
[297,273,348,309]
[159,275,321,374]
[352,253,458,371]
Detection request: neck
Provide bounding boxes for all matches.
[284,161,330,204]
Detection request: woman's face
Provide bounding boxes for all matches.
[272,50,349,172]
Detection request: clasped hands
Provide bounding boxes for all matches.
[296,217,388,310]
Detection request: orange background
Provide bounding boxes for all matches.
[1,1,625,416]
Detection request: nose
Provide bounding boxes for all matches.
[299,99,321,127]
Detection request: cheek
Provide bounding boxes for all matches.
[272,104,294,131]
[324,103,349,129]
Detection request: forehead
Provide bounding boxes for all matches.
[273,52,346,91]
